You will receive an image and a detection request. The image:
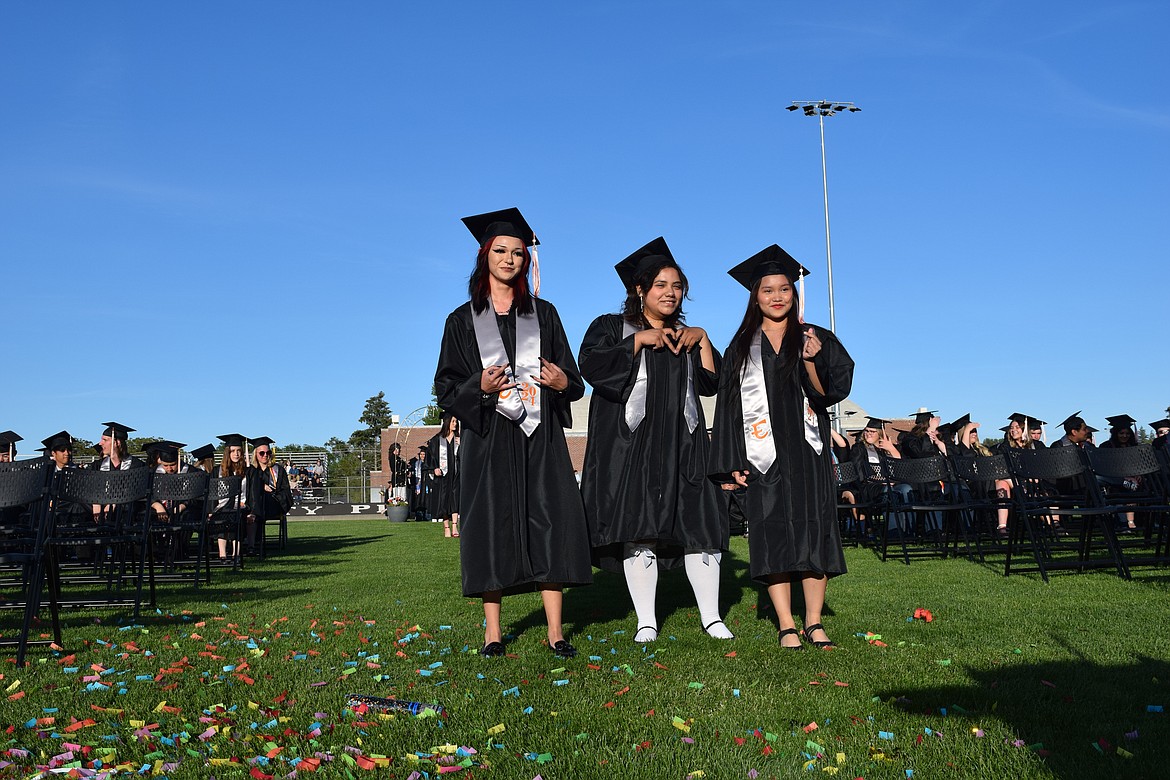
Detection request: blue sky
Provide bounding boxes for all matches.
[3,1,1167,450]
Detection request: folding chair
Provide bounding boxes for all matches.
[149,471,211,586]
[0,460,61,666]
[833,460,887,547]
[206,476,244,571]
[949,454,1015,563]
[1005,446,1130,581]
[884,457,967,564]
[1085,444,1170,569]
[45,467,155,617]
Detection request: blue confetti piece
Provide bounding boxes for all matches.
[879,731,894,741]
[428,661,443,669]
[523,706,534,714]
[733,689,741,697]
[553,679,569,686]
[1148,705,1164,713]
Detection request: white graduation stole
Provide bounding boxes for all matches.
[740,329,824,473]
[622,321,699,434]
[472,305,541,436]
[438,439,449,476]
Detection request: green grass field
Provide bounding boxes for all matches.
[2,519,1168,779]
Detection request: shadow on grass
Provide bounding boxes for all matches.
[874,654,1170,779]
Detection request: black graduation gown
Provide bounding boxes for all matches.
[408,456,429,515]
[847,442,891,504]
[434,298,592,597]
[424,434,458,518]
[708,325,854,582]
[578,314,725,572]
[247,464,292,520]
[388,455,409,489]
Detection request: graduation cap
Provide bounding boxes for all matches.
[1149,419,1170,432]
[1028,417,1046,430]
[950,413,972,430]
[217,433,247,447]
[190,444,216,461]
[863,416,890,431]
[40,431,74,452]
[998,425,1012,433]
[461,207,538,247]
[90,443,104,456]
[937,422,956,439]
[144,440,185,463]
[614,237,676,289]
[1086,425,1099,434]
[101,421,135,441]
[910,407,938,424]
[1105,414,1137,429]
[727,244,810,290]
[1059,411,1086,431]
[248,436,275,449]
[0,430,20,459]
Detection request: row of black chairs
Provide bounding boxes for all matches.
[0,461,277,666]
[834,443,1170,582]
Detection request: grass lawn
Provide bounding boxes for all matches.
[2,518,1169,779]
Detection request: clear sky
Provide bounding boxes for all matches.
[3,1,1167,450]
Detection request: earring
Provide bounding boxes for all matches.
[639,294,644,310]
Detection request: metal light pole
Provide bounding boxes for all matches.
[788,100,860,433]
[786,100,860,335]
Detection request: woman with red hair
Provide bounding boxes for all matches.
[434,207,591,660]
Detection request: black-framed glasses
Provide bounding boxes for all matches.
[256,450,270,456]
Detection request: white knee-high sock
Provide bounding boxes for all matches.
[685,552,734,639]
[623,547,659,642]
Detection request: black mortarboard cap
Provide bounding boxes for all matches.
[218,433,247,447]
[1008,412,1028,425]
[144,439,186,452]
[41,431,73,451]
[950,413,972,429]
[1086,425,1099,433]
[1059,411,1085,430]
[1105,414,1137,428]
[0,430,21,446]
[1148,419,1170,431]
[461,207,538,247]
[614,237,676,289]
[151,445,180,463]
[248,436,275,448]
[864,416,889,430]
[101,421,135,440]
[727,244,810,290]
[1028,417,1046,429]
[190,444,216,460]
[999,425,1011,433]
[937,423,956,438]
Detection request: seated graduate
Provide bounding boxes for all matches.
[39,431,91,525]
[900,408,946,459]
[1028,417,1047,448]
[0,430,20,463]
[996,413,1036,454]
[1050,412,1091,449]
[578,236,729,643]
[91,422,146,471]
[1099,414,1142,532]
[1149,418,1170,451]
[212,433,249,562]
[189,444,217,474]
[245,436,291,553]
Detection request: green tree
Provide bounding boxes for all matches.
[346,391,393,469]
[423,385,442,425]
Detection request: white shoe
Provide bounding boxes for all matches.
[634,625,659,643]
[703,620,735,640]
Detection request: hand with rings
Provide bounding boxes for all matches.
[480,364,516,394]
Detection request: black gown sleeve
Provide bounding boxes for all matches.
[434,306,492,436]
[541,301,585,429]
[707,358,749,484]
[578,315,638,403]
[801,326,854,410]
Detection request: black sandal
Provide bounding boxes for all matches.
[551,639,578,659]
[801,622,836,650]
[480,641,505,657]
[778,627,804,650]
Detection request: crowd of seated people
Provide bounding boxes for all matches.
[0,423,294,565]
[830,409,1170,540]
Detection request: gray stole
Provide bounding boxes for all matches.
[622,320,698,434]
[438,438,449,476]
[740,329,823,474]
[472,305,541,437]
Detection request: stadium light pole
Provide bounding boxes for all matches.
[786,100,860,336]
[788,100,860,433]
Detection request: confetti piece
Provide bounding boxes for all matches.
[803,722,818,733]
[1148,705,1164,713]
[878,731,894,741]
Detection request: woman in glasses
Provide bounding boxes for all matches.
[434,208,591,660]
[578,237,731,643]
[246,437,292,555]
[709,245,854,650]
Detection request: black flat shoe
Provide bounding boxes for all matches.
[551,639,578,659]
[801,622,836,650]
[778,627,804,650]
[480,641,505,657]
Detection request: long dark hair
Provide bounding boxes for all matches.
[440,413,459,438]
[620,257,689,329]
[726,277,803,378]
[468,237,535,315]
